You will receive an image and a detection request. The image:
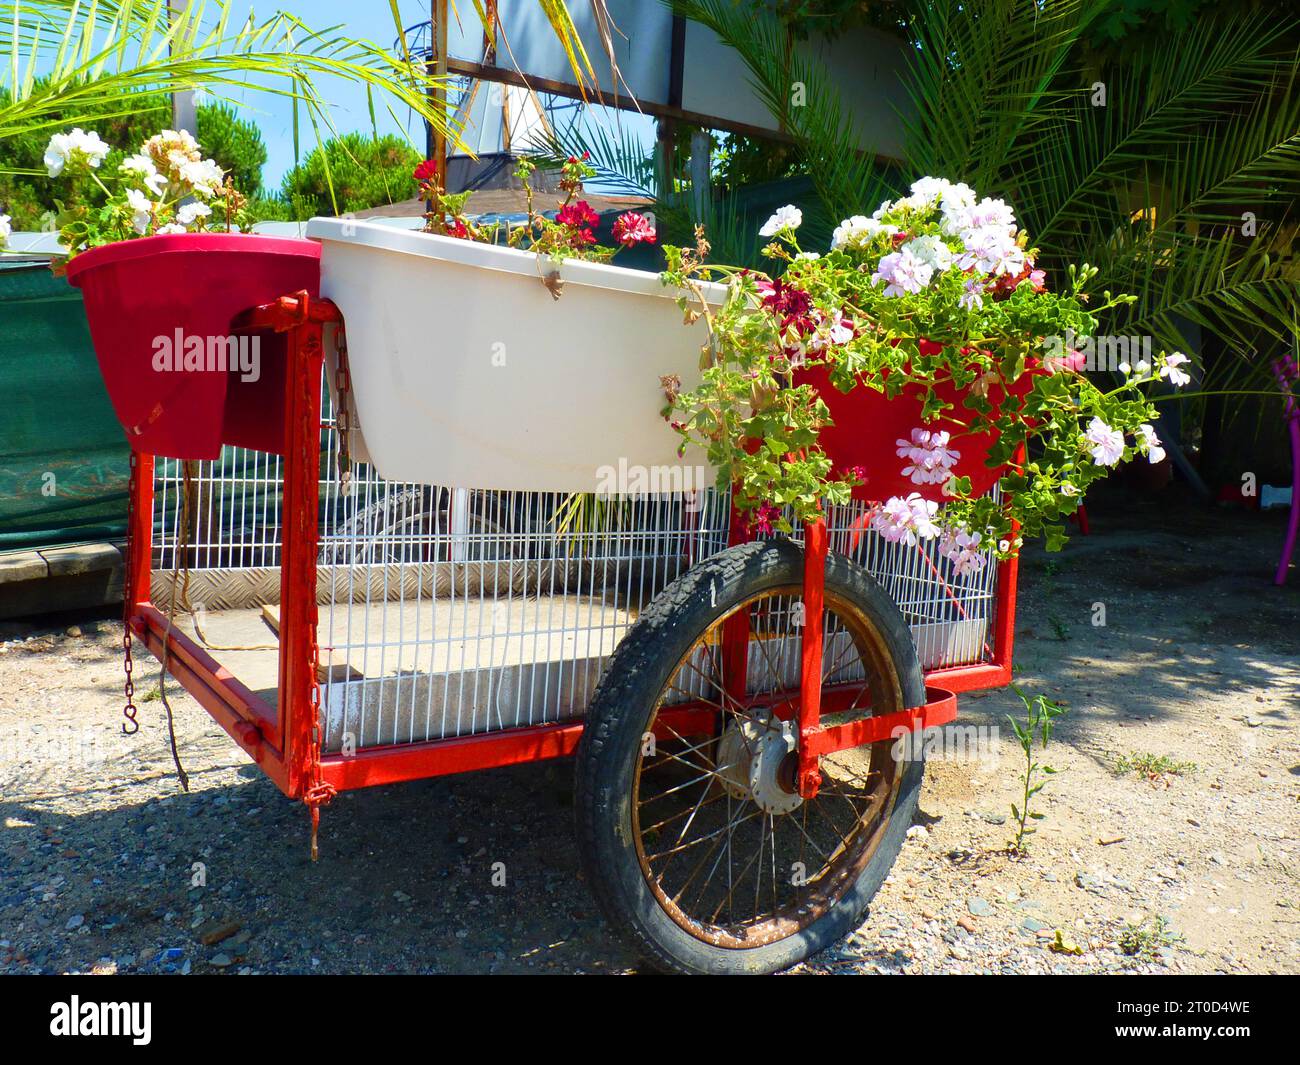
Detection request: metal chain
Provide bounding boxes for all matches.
[335,322,352,498]
[121,450,139,735]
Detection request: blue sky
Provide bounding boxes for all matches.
[213,1,656,193]
[216,1,433,188]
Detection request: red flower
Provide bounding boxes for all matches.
[413,159,438,182]
[918,338,944,357]
[751,503,780,536]
[761,278,815,335]
[557,200,600,230]
[447,217,470,240]
[612,211,657,247]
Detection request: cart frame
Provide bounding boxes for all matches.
[124,292,1019,812]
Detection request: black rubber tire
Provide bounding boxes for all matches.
[575,538,927,975]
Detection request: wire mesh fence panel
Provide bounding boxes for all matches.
[153,372,1001,750]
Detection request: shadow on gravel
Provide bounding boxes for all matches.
[0,757,634,974]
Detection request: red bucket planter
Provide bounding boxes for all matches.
[797,364,1034,504]
[65,233,321,459]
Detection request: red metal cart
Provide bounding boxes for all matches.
[121,291,1017,975]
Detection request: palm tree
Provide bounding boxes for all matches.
[1,0,619,179]
[559,0,1299,429]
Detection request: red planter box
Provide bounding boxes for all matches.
[65,233,320,459]
[798,364,1032,503]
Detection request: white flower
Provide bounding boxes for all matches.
[1137,422,1166,464]
[44,132,72,176]
[120,154,167,196]
[125,188,154,235]
[871,493,941,546]
[831,214,896,251]
[873,246,934,296]
[0,213,10,247]
[176,201,212,226]
[44,128,109,176]
[896,427,961,485]
[806,309,854,352]
[1084,415,1125,467]
[895,178,977,217]
[794,251,821,261]
[997,539,1011,554]
[156,223,188,235]
[938,526,988,577]
[1059,482,1080,497]
[180,158,224,198]
[903,234,954,273]
[955,224,1024,276]
[1160,351,1192,388]
[759,204,802,237]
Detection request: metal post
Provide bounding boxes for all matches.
[797,518,827,798]
[169,1,197,135]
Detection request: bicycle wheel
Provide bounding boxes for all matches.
[575,537,927,974]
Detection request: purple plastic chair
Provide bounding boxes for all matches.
[1274,354,1299,586]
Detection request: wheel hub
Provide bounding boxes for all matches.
[715,713,804,815]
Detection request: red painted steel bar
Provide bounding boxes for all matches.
[797,518,828,798]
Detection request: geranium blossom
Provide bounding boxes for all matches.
[759,204,803,236]
[873,246,934,296]
[959,277,986,311]
[1137,423,1166,463]
[871,493,941,546]
[1160,352,1192,388]
[44,128,109,177]
[557,199,600,230]
[1084,416,1125,466]
[184,159,225,197]
[0,213,10,247]
[831,214,896,251]
[177,202,212,226]
[896,427,961,485]
[903,234,955,273]
[806,309,855,352]
[938,526,988,577]
[612,211,657,247]
[413,158,439,182]
[120,154,166,196]
[752,503,781,536]
[124,188,154,235]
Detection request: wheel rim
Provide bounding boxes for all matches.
[631,584,906,950]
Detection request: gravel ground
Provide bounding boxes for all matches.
[2,490,1297,975]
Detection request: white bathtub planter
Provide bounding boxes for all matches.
[306,218,725,494]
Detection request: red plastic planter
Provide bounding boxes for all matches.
[799,364,1035,504]
[65,233,320,459]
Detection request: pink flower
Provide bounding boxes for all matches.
[870,494,941,546]
[895,427,961,485]
[873,246,933,296]
[1044,348,1088,374]
[612,211,657,247]
[938,526,988,577]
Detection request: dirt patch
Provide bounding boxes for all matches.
[1,491,1297,974]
